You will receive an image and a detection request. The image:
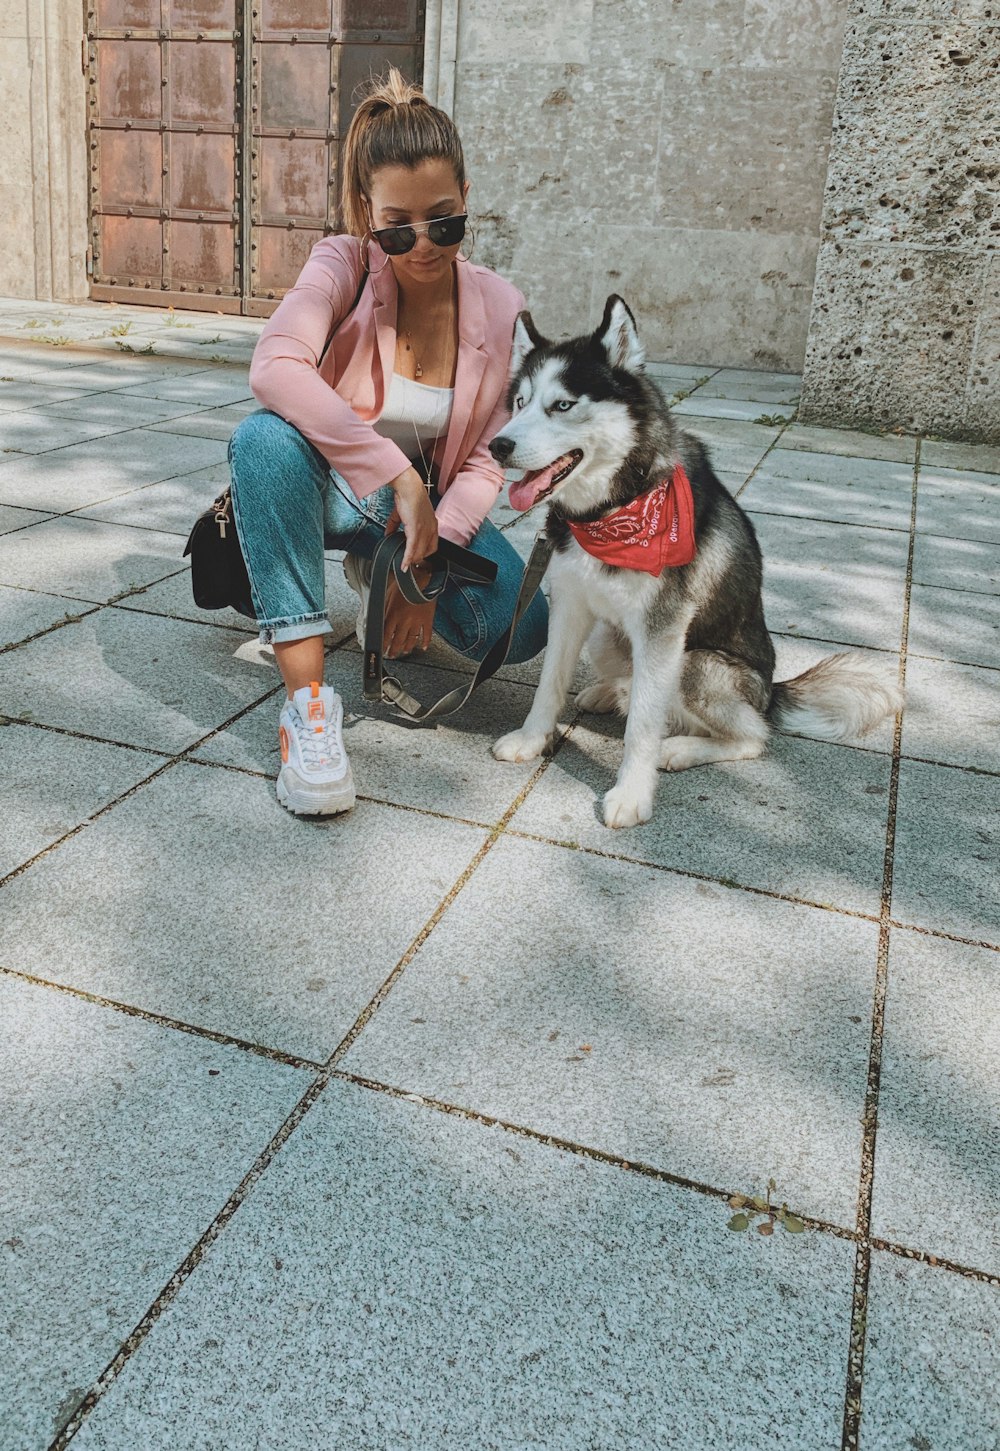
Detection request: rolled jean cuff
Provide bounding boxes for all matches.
[257,612,334,646]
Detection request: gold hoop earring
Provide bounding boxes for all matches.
[361,231,392,274]
[458,224,476,263]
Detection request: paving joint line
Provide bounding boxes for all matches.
[332,1069,859,1239]
[48,1071,330,1449]
[0,965,322,1072]
[0,680,289,892]
[743,508,910,537]
[503,825,884,926]
[47,729,577,1447]
[840,437,919,1451]
[322,748,565,1073]
[730,416,795,498]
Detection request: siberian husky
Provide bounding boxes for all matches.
[488,296,902,830]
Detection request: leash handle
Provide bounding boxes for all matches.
[362,530,552,724]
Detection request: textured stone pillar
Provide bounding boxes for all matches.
[0,0,88,302]
[800,2,999,444]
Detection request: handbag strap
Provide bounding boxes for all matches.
[362,531,553,724]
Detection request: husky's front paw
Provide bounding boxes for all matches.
[602,782,654,829]
[492,728,553,763]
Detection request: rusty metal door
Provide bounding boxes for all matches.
[86,1,424,314]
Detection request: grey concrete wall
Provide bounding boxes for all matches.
[0,0,89,302]
[799,2,999,444]
[451,0,849,369]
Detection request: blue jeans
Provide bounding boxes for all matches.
[228,410,548,662]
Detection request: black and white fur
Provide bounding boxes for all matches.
[488,296,903,830]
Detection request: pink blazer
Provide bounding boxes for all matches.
[248,234,526,546]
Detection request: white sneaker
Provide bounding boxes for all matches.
[342,552,372,647]
[276,681,355,816]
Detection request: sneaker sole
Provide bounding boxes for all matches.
[276,771,356,817]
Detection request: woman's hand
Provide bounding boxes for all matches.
[386,466,438,571]
[383,567,436,658]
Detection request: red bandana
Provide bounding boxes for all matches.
[567,464,696,575]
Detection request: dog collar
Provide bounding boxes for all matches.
[566,464,696,575]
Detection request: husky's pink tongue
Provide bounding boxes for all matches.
[508,455,571,512]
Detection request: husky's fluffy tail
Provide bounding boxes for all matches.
[768,652,903,742]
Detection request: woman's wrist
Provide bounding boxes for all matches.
[388,465,426,498]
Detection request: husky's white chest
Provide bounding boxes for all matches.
[549,539,661,628]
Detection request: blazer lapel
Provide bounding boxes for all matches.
[370,247,398,413]
[439,261,489,487]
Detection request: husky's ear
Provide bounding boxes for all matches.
[595,295,645,373]
[510,310,546,378]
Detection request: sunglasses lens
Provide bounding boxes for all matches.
[428,215,467,247]
[376,225,416,255]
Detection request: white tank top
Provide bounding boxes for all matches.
[373,372,454,460]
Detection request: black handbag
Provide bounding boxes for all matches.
[183,263,370,619]
[183,488,254,617]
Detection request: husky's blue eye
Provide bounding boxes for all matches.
[553,399,576,412]
[514,396,526,410]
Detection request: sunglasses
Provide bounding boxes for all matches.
[369,213,468,256]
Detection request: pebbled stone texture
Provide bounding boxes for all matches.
[823,19,1000,251]
[800,3,1000,444]
[801,242,991,438]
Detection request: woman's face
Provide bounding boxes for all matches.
[366,157,470,289]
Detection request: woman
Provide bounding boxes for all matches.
[229,69,547,818]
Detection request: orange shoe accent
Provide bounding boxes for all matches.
[279,724,289,763]
[307,680,324,721]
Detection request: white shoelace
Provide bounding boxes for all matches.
[295,704,343,772]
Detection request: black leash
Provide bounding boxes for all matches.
[362,531,554,724]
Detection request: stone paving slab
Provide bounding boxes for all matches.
[74,469,235,537]
[193,648,545,826]
[1,409,129,452]
[113,569,260,633]
[0,429,229,512]
[900,656,1000,773]
[911,532,1000,596]
[31,391,220,427]
[146,400,259,441]
[113,557,353,638]
[891,760,1000,946]
[778,422,917,463]
[0,724,162,878]
[343,835,878,1228]
[0,516,182,603]
[673,396,796,423]
[907,583,1000,670]
[0,504,53,535]
[0,379,119,412]
[740,448,913,531]
[919,438,1000,474]
[678,416,786,453]
[751,512,909,649]
[872,930,1000,1276]
[0,972,310,1451]
[694,376,801,404]
[0,765,487,1062]
[861,1253,1000,1451]
[69,1077,856,1451]
[0,583,93,651]
[114,369,254,408]
[509,721,892,914]
[915,466,1000,546]
[0,609,274,752]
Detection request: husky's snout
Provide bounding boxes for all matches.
[489,434,516,465]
